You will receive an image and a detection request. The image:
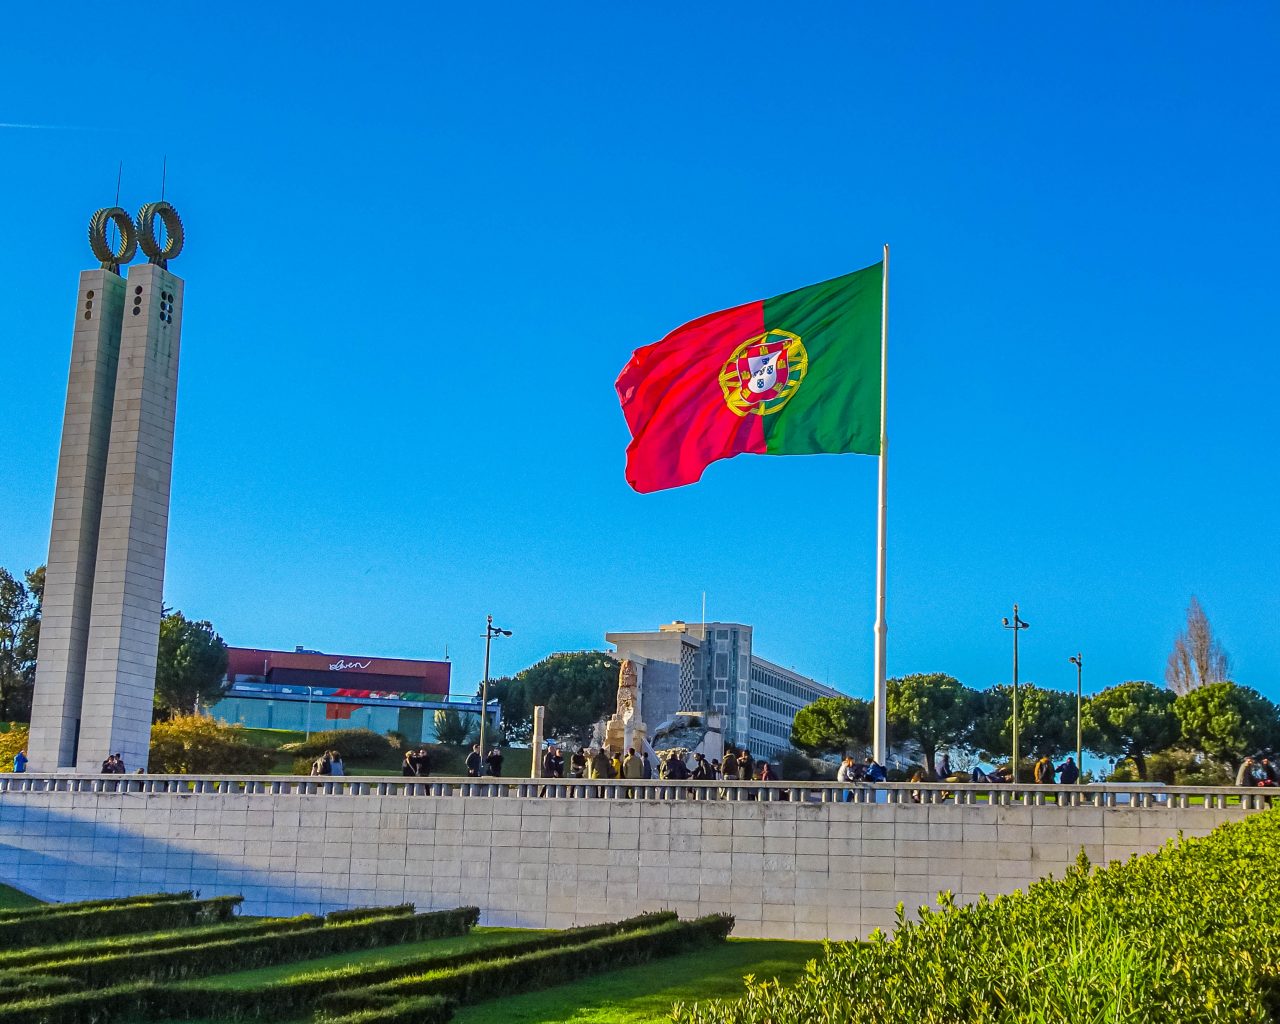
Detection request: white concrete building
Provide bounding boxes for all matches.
[605,621,842,760]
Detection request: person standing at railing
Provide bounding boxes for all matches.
[11,750,26,773]
[1034,756,1056,785]
[622,747,644,797]
[328,751,344,776]
[465,744,482,778]
[1057,757,1080,784]
[837,756,857,802]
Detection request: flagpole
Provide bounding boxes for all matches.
[872,244,890,766]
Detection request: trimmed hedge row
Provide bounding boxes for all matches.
[0,915,322,972]
[0,972,76,1005]
[316,915,736,1018]
[324,904,415,925]
[167,911,678,1021]
[19,906,480,989]
[311,995,455,1024]
[0,892,192,923]
[0,897,240,949]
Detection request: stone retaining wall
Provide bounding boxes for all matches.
[0,788,1252,939]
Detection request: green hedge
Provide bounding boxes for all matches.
[0,981,156,1024]
[324,904,415,925]
[317,915,735,1017]
[310,995,455,1024]
[0,915,321,972]
[0,897,239,949]
[0,972,76,1005]
[166,911,676,1021]
[19,906,480,990]
[672,808,1280,1024]
[0,892,192,923]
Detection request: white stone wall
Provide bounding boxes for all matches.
[0,791,1250,939]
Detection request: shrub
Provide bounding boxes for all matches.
[312,994,454,1024]
[148,716,274,774]
[165,911,669,1021]
[318,915,734,1015]
[24,906,478,989]
[0,980,154,1024]
[0,726,28,773]
[0,892,191,923]
[0,897,239,949]
[671,810,1280,1024]
[289,730,394,763]
[0,915,319,972]
[324,905,414,925]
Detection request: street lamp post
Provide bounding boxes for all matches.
[478,615,512,767]
[1002,605,1030,781]
[305,686,314,741]
[1070,652,1083,769]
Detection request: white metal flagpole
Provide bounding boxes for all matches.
[872,244,890,765]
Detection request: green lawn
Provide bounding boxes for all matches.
[0,884,41,911]
[190,927,544,989]
[450,938,824,1024]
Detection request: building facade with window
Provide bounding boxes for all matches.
[604,621,842,761]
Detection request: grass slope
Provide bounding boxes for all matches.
[0,884,41,911]
[449,938,823,1024]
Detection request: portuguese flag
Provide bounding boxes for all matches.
[616,260,884,493]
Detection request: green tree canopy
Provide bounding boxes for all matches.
[484,651,617,745]
[886,673,976,778]
[1174,682,1280,769]
[0,565,42,722]
[154,611,229,718]
[1082,680,1180,780]
[971,683,1077,768]
[790,696,872,758]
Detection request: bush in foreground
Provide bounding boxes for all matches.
[673,808,1280,1024]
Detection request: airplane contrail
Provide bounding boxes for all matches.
[0,122,93,130]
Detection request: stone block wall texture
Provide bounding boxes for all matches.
[77,264,184,772]
[28,270,126,770]
[0,793,1251,939]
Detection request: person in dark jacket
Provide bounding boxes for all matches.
[465,744,482,777]
[540,745,561,779]
[485,747,504,777]
[1057,757,1080,784]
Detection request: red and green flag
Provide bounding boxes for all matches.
[616,261,885,493]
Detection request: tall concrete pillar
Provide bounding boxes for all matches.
[27,268,127,770]
[76,260,184,772]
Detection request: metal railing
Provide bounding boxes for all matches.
[0,774,1271,810]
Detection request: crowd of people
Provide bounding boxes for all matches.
[1236,755,1279,787]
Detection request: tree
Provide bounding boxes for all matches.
[790,696,872,758]
[433,708,478,747]
[887,673,977,779]
[1174,682,1280,770]
[1166,596,1230,695]
[1082,680,1180,780]
[971,684,1077,769]
[0,566,42,722]
[149,714,274,774]
[485,651,617,746]
[154,611,229,718]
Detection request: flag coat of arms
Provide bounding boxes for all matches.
[615,261,884,493]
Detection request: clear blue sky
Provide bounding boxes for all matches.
[3,3,1277,706]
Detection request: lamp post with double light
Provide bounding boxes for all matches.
[1002,605,1030,780]
[478,615,512,766]
[1070,652,1083,769]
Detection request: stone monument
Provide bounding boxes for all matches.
[27,202,185,772]
[601,659,647,755]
